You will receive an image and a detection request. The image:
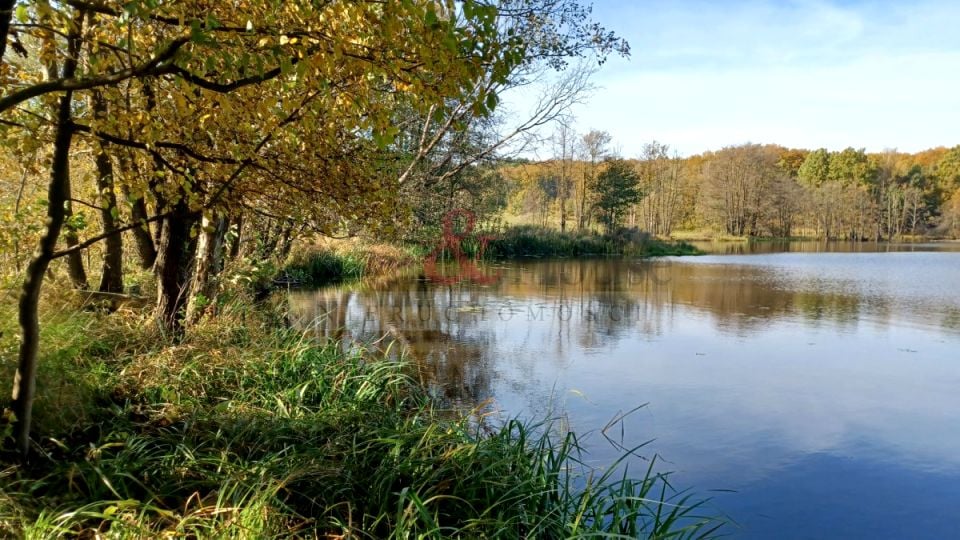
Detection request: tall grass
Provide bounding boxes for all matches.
[279,239,419,287]
[0,297,723,538]
[485,225,701,259]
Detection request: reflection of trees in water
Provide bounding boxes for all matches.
[491,259,871,339]
[792,290,868,329]
[288,257,951,408]
[522,260,673,348]
[649,262,874,335]
[289,280,496,415]
[944,308,960,332]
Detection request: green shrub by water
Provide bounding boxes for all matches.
[279,240,420,287]
[0,297,723,539]
[485,226,701,259]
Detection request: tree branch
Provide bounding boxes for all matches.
[167,64,285,94]
[0,37,187,115]
[72,122,241,165]
[50,211,170,260]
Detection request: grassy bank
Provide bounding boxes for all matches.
[0,295,722,539]
[278,239,421,288]
[485,226,701,258]
[667,230,752,243]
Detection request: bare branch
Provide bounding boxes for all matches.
[50,211,170,260]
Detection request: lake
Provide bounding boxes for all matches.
[288,241,960,539]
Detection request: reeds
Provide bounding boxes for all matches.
[485,226,701,259]
[280,239,419,287]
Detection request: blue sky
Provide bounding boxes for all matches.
[509,0,960,157]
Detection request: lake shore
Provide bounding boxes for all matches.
[279,226,701,288]
[285,245,960,539]
[0,288,721,538]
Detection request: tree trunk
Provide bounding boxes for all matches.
[559,162,568,233]
[228,214,243,260]
[262,219,284,256]
[62,191,88,289]
[186,212,228,323]
[142,82,167,250]
[155,198,198,338]
[118,152,157,269]
[38,7,87,290]
[131,195,157,268]
[11,10,82,458]
[0,0,14,68]
[92,92,124,294]
[277,220,296,261]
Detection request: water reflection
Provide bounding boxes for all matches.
[689,239,960,255]
[289,248,960,539]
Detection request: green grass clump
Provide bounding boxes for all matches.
[281,248,367,285]
[0,298,723,539]
[485,225,701,259]
[279,240,419,287]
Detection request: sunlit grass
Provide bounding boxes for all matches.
[280,239,420,287]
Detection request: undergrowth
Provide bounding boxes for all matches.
[279,239,420,287]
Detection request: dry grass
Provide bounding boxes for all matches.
[281,237,420,286]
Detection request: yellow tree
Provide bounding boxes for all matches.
[2,0,538,457]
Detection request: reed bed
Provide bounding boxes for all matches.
[280,239,420,287]
[484,226,701,259]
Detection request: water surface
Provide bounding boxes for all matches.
[288,242,960,538]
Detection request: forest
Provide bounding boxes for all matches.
[499,138,960,240]
[1,0,954,537]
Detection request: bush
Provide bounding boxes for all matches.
[485,225,700,258]
[279,239,418,287]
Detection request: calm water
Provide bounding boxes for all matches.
[288,242,960,539]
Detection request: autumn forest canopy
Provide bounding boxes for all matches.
[0,0,633,451]
[503,140,960,240]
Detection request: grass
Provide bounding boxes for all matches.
[484,226,701,259]
[665,229,751,243]
[0,292,724,539]
[278,239,420,287]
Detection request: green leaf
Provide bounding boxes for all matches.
[425,8,438,28]
[189,20,206,43]
[205,13,221,30]
[485,91,498,112]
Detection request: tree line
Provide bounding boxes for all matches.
[502,132,960,239]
